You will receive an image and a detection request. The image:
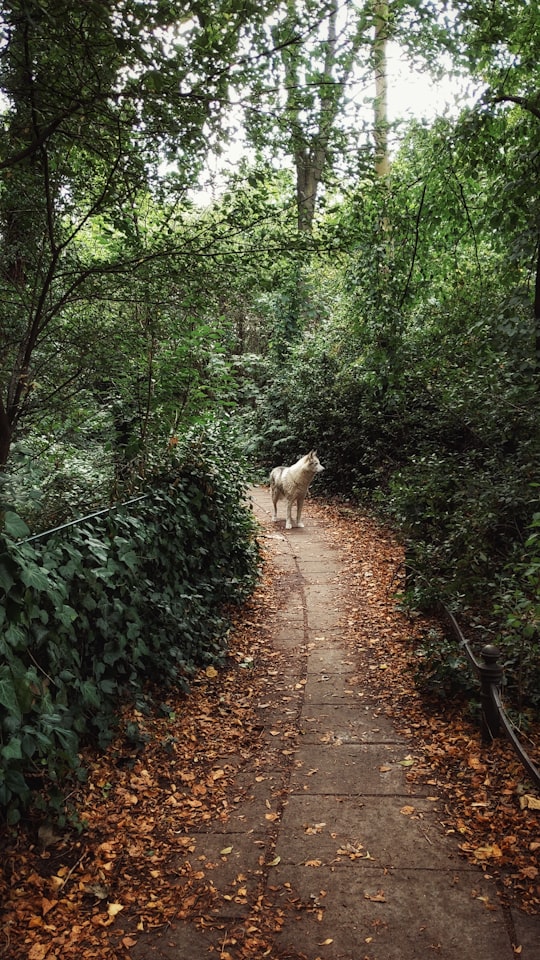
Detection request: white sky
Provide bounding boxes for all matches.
[387,50,474,122]
[193,45,477,202]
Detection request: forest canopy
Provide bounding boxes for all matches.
[1,0,540,730]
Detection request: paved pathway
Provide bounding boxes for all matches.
[134,486,538,959]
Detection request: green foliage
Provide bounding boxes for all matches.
[243,94,540,717]
[0,0,269,468]
[493,513,540,714]
[412,628,478,703]
[0,424,259,822]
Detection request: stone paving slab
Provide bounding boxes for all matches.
[303,671,369,703]
[272,864,512,960]
[289,741,427,797]
[292,560,343,578]
[305,646,357,673]
[299,704,402,744]
[274,794,466,869]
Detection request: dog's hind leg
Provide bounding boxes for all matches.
[271,485,279,522]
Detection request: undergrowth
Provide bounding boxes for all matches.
[0,427,260,824]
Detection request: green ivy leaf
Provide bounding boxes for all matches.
[3,512,30,539]
[0,671,23,721]
[1,737,23,761]
[20,565,50,592]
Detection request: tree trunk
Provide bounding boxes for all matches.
[286,1,340,234]
[373,0,390,177]
[296,144,326,233]
[535,236,540,368]
[0,398,13,468]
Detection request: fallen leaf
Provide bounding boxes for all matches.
[28,946,49,960]
[473,844,503,861]
[399,756,416,767]
[364,889,386,902]
[107,902,124,917]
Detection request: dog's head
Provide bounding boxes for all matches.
[307,450,324,473]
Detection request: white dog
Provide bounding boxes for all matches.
[270,450,324,529]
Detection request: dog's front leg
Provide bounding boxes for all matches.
[296,495,305,528]
[285,500,294,530]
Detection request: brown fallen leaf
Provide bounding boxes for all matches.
[107,902,124,918]
[472,844,503,860]
[28,945,49,960]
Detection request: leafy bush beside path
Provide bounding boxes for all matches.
[0,434,259,823]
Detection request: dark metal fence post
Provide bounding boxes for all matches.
[479,644,503,744]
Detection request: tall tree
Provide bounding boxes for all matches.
[450,0,540,367]
[244,0,373,233]
[373,0,390,176]
[0,0,264,467]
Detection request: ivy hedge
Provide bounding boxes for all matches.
[0,440,260,823]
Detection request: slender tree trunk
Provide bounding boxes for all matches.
[534,237,540,368]
[373,0,390,177]
[296,144,326,233]
[0,398,12,468]
[286,1,340,233]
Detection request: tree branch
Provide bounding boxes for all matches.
[490,93,540,121]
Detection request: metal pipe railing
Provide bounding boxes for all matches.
[442,605,540,790]
[18,495,148,545]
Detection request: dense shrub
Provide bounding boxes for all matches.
[248,319,540,710]
[492,514,540,715]
[0,425,260,823]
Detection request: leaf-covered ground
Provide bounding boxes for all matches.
[1,497,538,960]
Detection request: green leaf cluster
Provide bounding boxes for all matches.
[0,425,259,823]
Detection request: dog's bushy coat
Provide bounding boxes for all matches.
[270,451,324,529]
